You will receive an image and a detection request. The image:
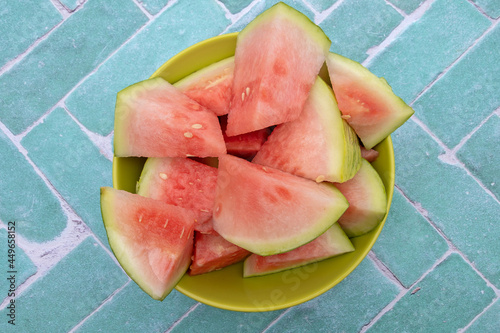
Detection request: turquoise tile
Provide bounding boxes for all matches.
[60,0,81,11]
[21,108,112,246]
[65,0,230,135]
[412,24,500,148]
[267,257,399,333]
[0,0,62,68]
[388,0,424,14]
[137,0,169,15]
[0,130,66,242]
[0,228,37,303]
[76,283,196,333]
[393,120,500,289]
[471,0,500,18]
[467,298,500,333]
[457,114,500,201]
[0,237,128,332]
[219,0,253,14]
[226,0,315,33]
[372,190,448,287]
[367,0,491,104]
[171,304,283,333]
[319,0,403,63]
[368,253,496,332]
[306,0,338,12]
[0,0,147,135]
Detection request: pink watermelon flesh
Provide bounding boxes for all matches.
[175,57,234,116]
[252,77,361,183]
[226,3,331,136]
[114,77,226,158]
[326,52,414,149]
[189,227,251,276]
[100,187,194,300]
[360,146,379,162]
[243,223,354,277]
[219,115,270,159]
[335,159,387,237]
[213,154,349,256]
[136,157,218,234]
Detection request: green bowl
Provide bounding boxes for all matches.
[112,32,395,312]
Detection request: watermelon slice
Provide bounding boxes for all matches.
[252,77,361,183]
[360,146,379,162]
[326,52,414,149]
[219,115,270,159]
[189,228,250,276]
[136,157,217,234]
[114,77,226,158]
[174,57,234,116]
[243,223,354,277]
[226,3,331,136]
[100,187,194,300]
[213,154,349,256]
[335,159,387,237]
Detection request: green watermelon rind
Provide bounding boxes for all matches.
[113,77,166,157]
[314,77,362,182]
[336,159,387,237]
[100,187,192,301]
[327,52,414,149]
[242,223,355,277]
[174,56,234,90]
[239,2,331,52]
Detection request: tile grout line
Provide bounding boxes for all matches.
[314,0,345,25]
[61,103,114,161]
[68,279,132,333]
[363,0,437,67]
[49,0,72,18]
[395,184,500,295]
[261,307,293,333]
[383,0,407,17]
[458,295,500,332]
[367,251,406,290]
[409,115,500,206]
[220,0,262,33]
[164,302,201,333]
[466,0,498,20]
[360,250,453,333]
[409,18,499,106]
[131,0,155,20]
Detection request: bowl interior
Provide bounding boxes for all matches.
[112,33,395,312]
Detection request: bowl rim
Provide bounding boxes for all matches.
[112,32,395,312]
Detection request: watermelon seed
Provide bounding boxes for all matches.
[184,132,194,138]
[188,182,194,185]
[180,227,185,238]
[163,219,169,228]
[200,209,209,213]
[241,92,245,101]
[191,123,203,129]
[159,172,168,180]
[315,175,325,183]
[245,87,250,96]
[138,214,143,223]
[178,197,183,201]
[341,115,351,120]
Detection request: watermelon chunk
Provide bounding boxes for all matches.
[114,77,226,158]
[243,223,354,277]
[360,146,379,162]
[326,52,414,149]
[335,159,387,237]
[136,157,217,234]
[219,115,270,159]
[189,228,250,276]
[226,3,331,136]
[252,77,361,183]
[174,56,234,116]
[100,187,194,300]
[213,154,349,256]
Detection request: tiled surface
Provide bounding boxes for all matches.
[0,0,498,332]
